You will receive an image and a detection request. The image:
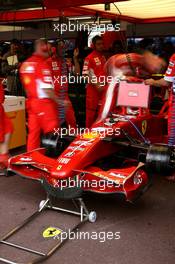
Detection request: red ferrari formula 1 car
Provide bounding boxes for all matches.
[7,81,174,203]
[1,81,175,264]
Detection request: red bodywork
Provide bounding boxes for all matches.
[8,82,168,202]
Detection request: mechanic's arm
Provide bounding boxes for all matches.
[82,59,104,92]
[43,89,69,108]
[44,89,57,101]
[73,48,81,75]
[145,78,170,87]
[145,54,175,88]
[1,59,17,75]
[89,72,104,92]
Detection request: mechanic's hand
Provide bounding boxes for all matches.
[64,99,71,109]
[58,99,71,109]
[126,76,143,83]
[144,79,155,86]
[73,48,79,58]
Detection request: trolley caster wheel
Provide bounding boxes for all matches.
[88,211,97,223]
[39,200,46,210]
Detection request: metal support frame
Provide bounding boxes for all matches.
[0,196,95,264]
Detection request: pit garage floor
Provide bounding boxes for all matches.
[0,171,175,264]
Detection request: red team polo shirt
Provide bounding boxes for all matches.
[164,54,175,84]
[0,81,13,142]
[82,50,106,127]
[20,54,59,151]
[20,54,54,99]
[164,53,175,145]
[83,50,106,78]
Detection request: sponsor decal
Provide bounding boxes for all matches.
[133,173,143,185]
[42,69,51,75]
[68,146,84,151]
[128,90,138,97]
[82,132,99,139]
[166,68,172,75]
[93,172,120,185]
[44,76,52,82]
[74,140,93,145]
[23,65,35,73]
[20,157,32,161]
[169,61,174,67]
[58,158,70,164]
[24,76,31,85]
[65,152,75,157]
[109,172,125,178]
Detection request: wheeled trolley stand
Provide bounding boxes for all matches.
[0,181,97,264]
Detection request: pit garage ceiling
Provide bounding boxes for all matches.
[44,0,175,23]
[81,0,175,23]
[0,0,174,23]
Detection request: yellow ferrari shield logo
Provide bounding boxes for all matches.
[57,165,62,170]
[42,227,62,238]
[142,120,147,135]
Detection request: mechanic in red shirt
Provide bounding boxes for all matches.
[97,51,166,122]
[46,43,76,129]
[20,39,59,151]
[145,53,175,181]
[0,80,13,174]
[82,35,106,128]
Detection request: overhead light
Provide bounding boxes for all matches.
[68,16,92,20]
[21,7,42,11]
[0,26,24,32]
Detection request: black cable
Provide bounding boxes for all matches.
[42,4,47,40]
[112,3,137,76]
[88,12,99,37]
[113,2,122,16]
[12,9,16,40]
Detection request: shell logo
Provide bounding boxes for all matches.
[82,132,99,139]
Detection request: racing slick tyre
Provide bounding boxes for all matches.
[6,169,16,177]
[88,211,97,223]
[41,133,71,157]
[146,144,173,174]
